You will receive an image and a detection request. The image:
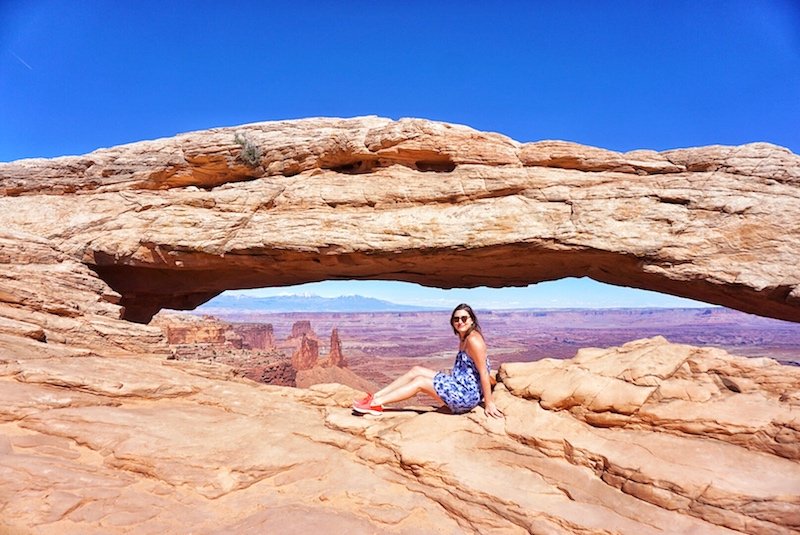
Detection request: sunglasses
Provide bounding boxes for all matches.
[452,315,471,324]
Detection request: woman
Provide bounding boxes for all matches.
[352,304,503,418]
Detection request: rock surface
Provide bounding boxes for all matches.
[245,358,296,387]
[294,363,377,393]
[0,336,797,534]
[1,117,798,323]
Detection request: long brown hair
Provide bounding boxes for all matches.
[450,303,481,338]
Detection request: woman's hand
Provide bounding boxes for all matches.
[484,400,503,419]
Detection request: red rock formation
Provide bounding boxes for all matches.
[288,320,316,340]
[244,359,296,387]
[233,323,275,350]
[291,334,319,371]
[223,330,243,350]
[326,328,346,367]
[150,313,243,348]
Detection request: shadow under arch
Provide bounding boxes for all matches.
[90,244,800,324]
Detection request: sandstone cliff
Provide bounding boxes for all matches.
[151,313,242,346]
[1,118,799,533]
[234,322,275,350]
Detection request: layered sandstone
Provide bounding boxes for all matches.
[1,117,798,323]
[235,323,275,350]
[0,337,797,534]
[151,313,239,346]
[151,313,276,352]
[0,232,165,357]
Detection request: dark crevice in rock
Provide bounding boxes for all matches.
[329,160,378,175]
[655,195,691,206]
[414,159,456,173]
[325,156,457,175]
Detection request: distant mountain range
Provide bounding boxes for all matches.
[197,293,443,313]
[197,293,729,316]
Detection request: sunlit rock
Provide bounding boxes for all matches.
[1,118,799,533]
[1,117,798,323]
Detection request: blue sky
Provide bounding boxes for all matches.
[2,1,798,308]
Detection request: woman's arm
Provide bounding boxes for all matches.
[465,332,503,418]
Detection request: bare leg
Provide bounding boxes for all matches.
[372,375,442,407]
[373,366,437,399]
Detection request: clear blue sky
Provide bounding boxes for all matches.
[2,1,798,308]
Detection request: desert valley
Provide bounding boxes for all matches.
[155,306,800,395]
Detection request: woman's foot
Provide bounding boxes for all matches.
[353,398,384,416]
[354,392,373,405]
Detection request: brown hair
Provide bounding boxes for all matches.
[450,303,481,338]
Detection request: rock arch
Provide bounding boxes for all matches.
[1,116,799,325]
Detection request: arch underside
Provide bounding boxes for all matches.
[90,245,799,324]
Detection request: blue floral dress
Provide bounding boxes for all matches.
[433,350,490,414]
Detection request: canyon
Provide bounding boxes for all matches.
[1,117,799,534]
[157,306,800,396]
[151,312,373,392]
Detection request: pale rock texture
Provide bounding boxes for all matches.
[1,117,799,533]
[0,337,798,534]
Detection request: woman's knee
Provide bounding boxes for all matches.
[410,365,434,378]
[412,375,435,393]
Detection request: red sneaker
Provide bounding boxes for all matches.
[353,398,384,416]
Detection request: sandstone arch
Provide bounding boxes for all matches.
[2,118,800,535]
[1,116,799,324]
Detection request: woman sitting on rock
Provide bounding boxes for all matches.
[353,303,503,418]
